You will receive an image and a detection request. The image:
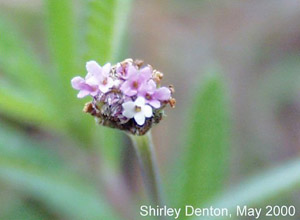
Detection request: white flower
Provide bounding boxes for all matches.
[122,97,153,126]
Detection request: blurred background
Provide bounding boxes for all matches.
[0,0,300,219]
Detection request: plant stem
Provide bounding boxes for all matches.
[129,132,164,206]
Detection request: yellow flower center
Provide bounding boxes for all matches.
[135,106,142,112]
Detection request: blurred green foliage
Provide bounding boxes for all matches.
[169,70,230,217]
[0,0,131,219]
[0,0,300,220]
[179,71,229,209]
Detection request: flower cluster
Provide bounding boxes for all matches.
[71,59,175,135]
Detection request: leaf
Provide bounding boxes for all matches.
[86,0,132,63]
[45,0,97,144]
[170,70,230,212]
[0,16,69,131]
[0,122,119,220]
[0,81,63,129]
[93,126,122,169]
[192,158,300,220]
[0,18,54,100]
[45,0,77,101]
[214,158,300,209]
[0,164,119,220]
[0,194,48,220]
[0,121,62,169]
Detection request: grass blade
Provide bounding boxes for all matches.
[45,0,76,99]
[170,70,230,213]
[213,158,300,209]
[0,122,119,220]
[0,164,119,220]
[0,81,62,129]
[86,0,132,63]
[192,158,300,220]
[0,18,54,102]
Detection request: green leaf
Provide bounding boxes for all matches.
[45,0,97,143]
[214,158,300,209]
[0,16,70,131]
[0,190,50,220]
[193,158,300,220]
[170,70,230,211]
[0,164,119,220]
[45,0,77,101]
[0,122,119,220]
[0,121,62,169]
[93,126,122,169]
[0,17,56,107]
[86,0,132,63]
[0,81,62,129]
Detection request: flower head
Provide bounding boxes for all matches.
[71,58,175,135]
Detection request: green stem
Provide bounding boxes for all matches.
[129,132,164,206]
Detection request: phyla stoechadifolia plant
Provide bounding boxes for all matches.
[71,59,175,135]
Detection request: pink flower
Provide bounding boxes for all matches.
[139,80,171,108]
[71,61,113,98]
[85,61,114,93]
[71,76,98,98]
[116,62,130,79]
[120,65,152,96]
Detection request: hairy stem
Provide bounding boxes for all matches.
[129,132,164,206]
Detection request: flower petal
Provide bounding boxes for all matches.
[149,100,161,109]
[139,66,152,80]
[134,112,146,125]
[85,72,93,80]
[154,87,171,100]
[90,89,99,96]
[127,64,138,78]
[99,85,109,93]
[142,105,153,117]
[102,63,111,76]
[122,101,135,118]
[113,79,122,88]
[147,80,157,89]
[71,76,85,90]
[106,77,114,88]
[85,75,100,86]
[138,80,156,96]
[99,77,114,93]
[120,80,137,96]
[86,60,102,74]
[77,90,90,98]
[135,97,145,107]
